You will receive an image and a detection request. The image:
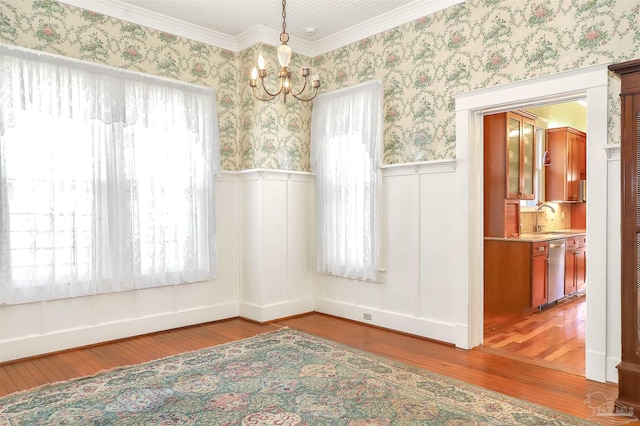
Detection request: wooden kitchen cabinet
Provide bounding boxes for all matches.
[531,241,549,308]
[564,237,577,295]
[564,235,587,295]
[484,239,548,314]
[545,127,586,202]
[576,236,587,292]
[484,111,536,237]
[579,133,587,180]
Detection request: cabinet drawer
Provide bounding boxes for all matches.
[577,235,587,247]
[565,237,577,250]
[532,241,548,256]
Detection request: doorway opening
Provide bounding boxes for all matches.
[481,101,588,376]
[454,63,612,382]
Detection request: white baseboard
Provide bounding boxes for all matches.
[606,355,620,384]
[0,303,238,363]
[239,298,315,323]
[455,323,470,349]
[585,348,607,383]
[314,298,457,345]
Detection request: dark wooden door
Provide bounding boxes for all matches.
[610,59,640,414]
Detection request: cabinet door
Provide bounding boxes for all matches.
[531,251,548,307]
[545,127,586,202]
[564,250,576,295]
[579,133,587,180]
[521,118,536,199]
[576,247,586,292]
[566,132,580,201]
[506,114,522,199]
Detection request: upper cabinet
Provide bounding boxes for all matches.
[484,111,536,237]
[545,127,586,202]
[506,112,536,200]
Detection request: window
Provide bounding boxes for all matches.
[0,44,220,305]
[311,80,383,281]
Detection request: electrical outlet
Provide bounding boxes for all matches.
[363,313,372,321]
[561,211,565,219]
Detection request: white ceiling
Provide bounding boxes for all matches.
[59,0,464,56]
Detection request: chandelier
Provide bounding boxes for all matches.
[249,0,320,103]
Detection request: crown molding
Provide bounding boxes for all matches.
[59,0,463,56]
[236,25,315,58]
[311,0,465,55]
[58,0,238,51]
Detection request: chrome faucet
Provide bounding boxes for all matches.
[535,202,556,232]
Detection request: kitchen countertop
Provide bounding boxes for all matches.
[485,229,586,242]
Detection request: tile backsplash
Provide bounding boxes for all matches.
[520,203,573,233]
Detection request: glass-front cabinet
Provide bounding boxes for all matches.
[505,112,536,200]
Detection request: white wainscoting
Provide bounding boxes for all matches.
[0,156,621,381]
[0,170,316,362]
[604,145,621,382]
[0,176,243,363]
[237,170,316,322]
[315,160,461,344]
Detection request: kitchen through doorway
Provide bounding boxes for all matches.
[481,100,588,376]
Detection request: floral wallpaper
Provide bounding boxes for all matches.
[0,0,240,170]
[316,0,639,164]
[239,43,313,171]
[1,0,639,171]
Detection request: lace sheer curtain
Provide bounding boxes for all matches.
[0,44,220,305]
[310,80,383,281]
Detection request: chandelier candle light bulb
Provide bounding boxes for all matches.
[249,0,320,103]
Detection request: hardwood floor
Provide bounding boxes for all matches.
[482,292,586,376]
[0,312,616,420]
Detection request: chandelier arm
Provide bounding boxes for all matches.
[259,78,284,98]
[252,86,279,102]
[290,86,319,102]
[290,77,309,97]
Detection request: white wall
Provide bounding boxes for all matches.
[0,170,317,363]
[605,146,621,381]
[315,66,621,383]
[0,126,621,384]
[0,175,242,363]
[238,170,316,322]
[315,160,461,344]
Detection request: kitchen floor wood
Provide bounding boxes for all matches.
[0,308,615,420]
[481,292,586,376]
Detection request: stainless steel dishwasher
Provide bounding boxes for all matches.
[547,239,566,304]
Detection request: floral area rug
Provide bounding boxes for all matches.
[0,328,596,425]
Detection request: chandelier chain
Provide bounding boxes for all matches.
[281,0,287,40]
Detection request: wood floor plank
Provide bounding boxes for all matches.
[27,358,61,385]
[0,311,616,421]
[20,362,46,389]
[483,294,586,374]
[274,312,614,419]
[70,348,114,374]
[1,364,29,393]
